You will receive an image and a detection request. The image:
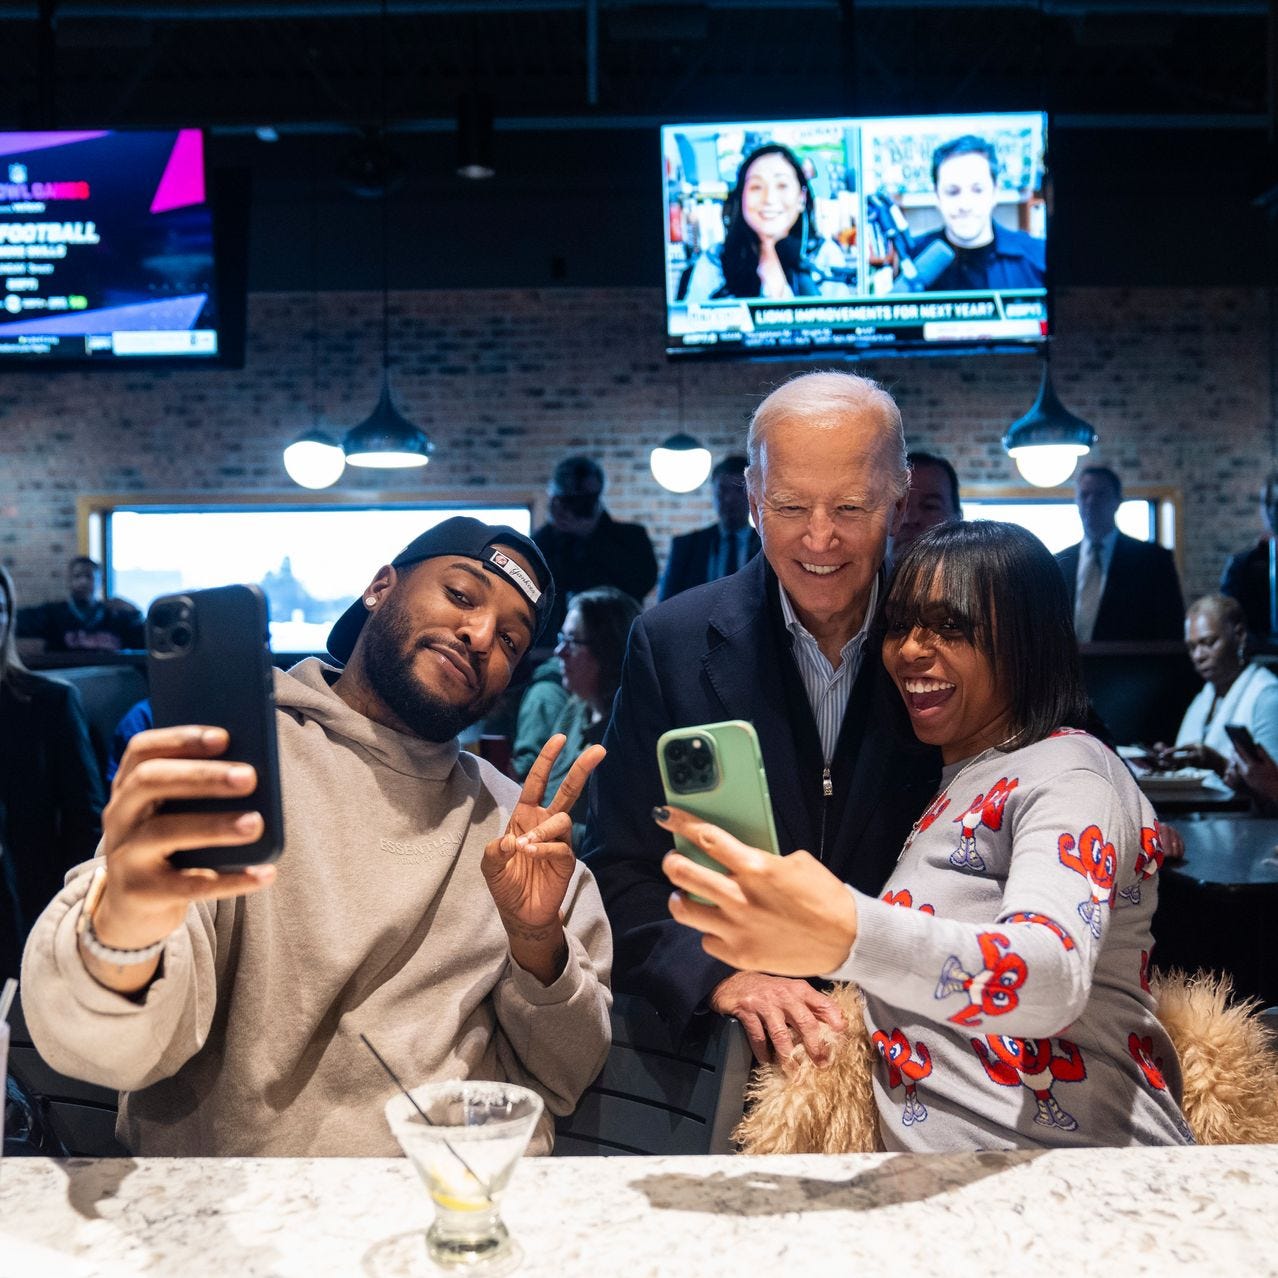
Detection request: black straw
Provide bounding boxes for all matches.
[361,1032,492,1198]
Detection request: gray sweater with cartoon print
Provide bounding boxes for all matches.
[826,730,1192,1151]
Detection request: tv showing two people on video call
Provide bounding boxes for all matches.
[663,111,1048,358]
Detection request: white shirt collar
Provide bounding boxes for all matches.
[779,573,879,664]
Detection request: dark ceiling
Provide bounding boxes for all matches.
[0,1,1268,134]
[1,1,1272,291]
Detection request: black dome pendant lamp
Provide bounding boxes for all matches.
[343,0,433,471]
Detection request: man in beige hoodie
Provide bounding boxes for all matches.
[22,518,612,1156]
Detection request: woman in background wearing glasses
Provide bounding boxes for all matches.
[537,587,641,840]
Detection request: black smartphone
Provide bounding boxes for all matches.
[1224,722,1261,764]
[146,584,285,870]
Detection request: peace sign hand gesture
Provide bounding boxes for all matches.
[480,734,606,984]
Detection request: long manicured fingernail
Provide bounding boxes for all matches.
[652,805,670,823]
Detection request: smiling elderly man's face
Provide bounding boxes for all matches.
[749,412,905,639]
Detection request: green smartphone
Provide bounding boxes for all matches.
[657,720,781,897]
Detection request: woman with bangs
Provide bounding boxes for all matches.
[658,520,1191,1150]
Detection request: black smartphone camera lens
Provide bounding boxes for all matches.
[664,734,717,794]
[148,595,196,659]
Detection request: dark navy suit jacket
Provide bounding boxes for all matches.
[581,552,940,1030]
[1055,533,1185,642]
[658,523,762,601]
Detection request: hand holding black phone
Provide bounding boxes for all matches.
[1224,723,1263,765]
[147,584,285,870]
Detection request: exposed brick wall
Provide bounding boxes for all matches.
[0,286,1271,611]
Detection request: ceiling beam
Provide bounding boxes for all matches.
[0,1,1264,19]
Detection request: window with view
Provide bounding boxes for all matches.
[104,504,532,652]
[961,496,1171,554]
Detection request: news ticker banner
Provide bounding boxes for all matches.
[672,291,1049,351]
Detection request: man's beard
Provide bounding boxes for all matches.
[360,597,498,743]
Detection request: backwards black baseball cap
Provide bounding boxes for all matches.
[326,516,555,665]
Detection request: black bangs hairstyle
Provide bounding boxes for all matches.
[719,143,818,300]
[882,520,1089,752]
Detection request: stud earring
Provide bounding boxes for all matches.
[365,596,377,608]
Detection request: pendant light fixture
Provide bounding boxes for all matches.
[650,432,712,494]
[650,373,711,492]
[1001,0,1095,488]
[456,90,495,181]
[285,430,346,488]
[1002,353,1097,488]
[285,154,346,489]
[343,0,434,470]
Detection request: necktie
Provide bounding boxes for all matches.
[1075,541,1104,642]
[722,530,739,578]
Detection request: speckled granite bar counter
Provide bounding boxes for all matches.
[2,1146,1275,1277]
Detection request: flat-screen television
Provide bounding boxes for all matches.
[662,111,1048,359]
[0,129,240,365]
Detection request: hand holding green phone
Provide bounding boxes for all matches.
[656,720,780,899]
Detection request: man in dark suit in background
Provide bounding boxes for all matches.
[583,371,940,1067]
[1055,465,1184,642]
[888,449,961,569]
[532,455,658,642]
[658,454,761,601]
[1220,469,1278,640]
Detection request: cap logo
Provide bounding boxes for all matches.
[485,547,541,605]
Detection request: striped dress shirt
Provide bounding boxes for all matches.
[778,576,878,764]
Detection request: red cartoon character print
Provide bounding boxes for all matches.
[1126,1031,1194,1142]
[883,888,936,915]
[1127,1033,1167,1090]
[1119,826,1165,907]
[1003,912,1076,951]
[1057,824,1118,938]
[972,1035,1087,1132]
[949,777,1018,872]
[872,1028,933,1127]
[903,791,950,854]
[936,931,1028,1027]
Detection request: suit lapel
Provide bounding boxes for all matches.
[1096,534,1132,635]
[1059,544,1080,606]
[830,653,916,868]
[699,556,812,855]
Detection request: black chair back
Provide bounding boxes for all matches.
[554,992,751,1156]
[6,991,127,1157]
